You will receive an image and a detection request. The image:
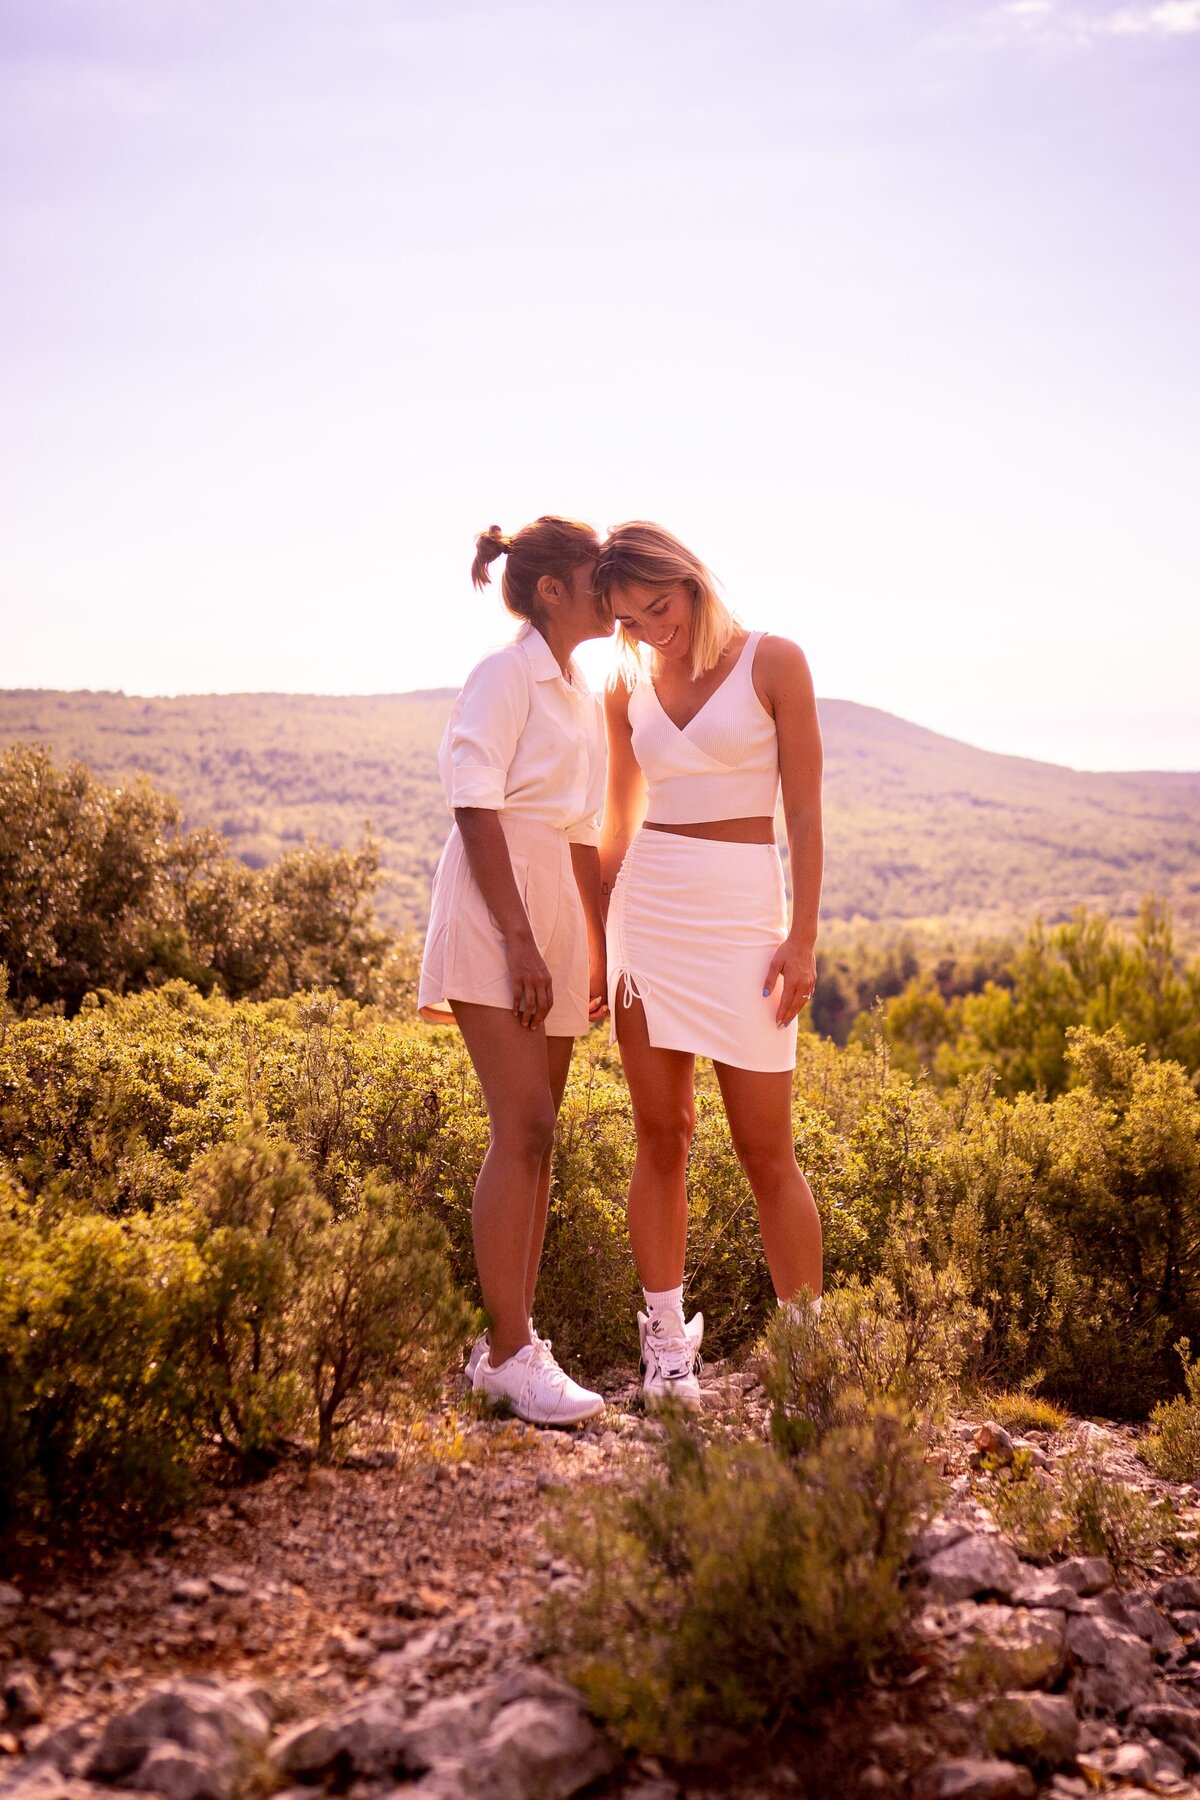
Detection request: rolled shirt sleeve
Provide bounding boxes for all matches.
[565,815,601,847]
[443,652,531,810]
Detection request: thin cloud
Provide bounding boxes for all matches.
[973,0,1200,43]
[1105,0,1200,33]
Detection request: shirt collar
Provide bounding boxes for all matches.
[518,622,580,688]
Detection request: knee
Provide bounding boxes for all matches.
[732,1136,799,1195]
[493,1102,557,1166]
[634,1105,695,1172]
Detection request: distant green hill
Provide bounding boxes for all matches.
[2,688,1197,936]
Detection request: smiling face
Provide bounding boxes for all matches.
[610,579,696,663]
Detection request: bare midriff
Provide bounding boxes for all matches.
[643,817,775,844]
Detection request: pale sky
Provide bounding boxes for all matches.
[2,0,1197,770]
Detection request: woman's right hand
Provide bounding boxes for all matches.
[506,931,554,1029]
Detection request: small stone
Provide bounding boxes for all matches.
[1157,1576,1200,1611]
[915,1758,1036,1800]
[170,1580,210,1606]
[1010,1570,1083,1612]
[207,1574,248,1599]
[975,1424,1016,1465]
[1099,1742,1156,1785]
[911,1518,972,1563]
[1054,1556,1112,1596]
[86,1680,272,1787]
[1129,1704,1200,1772]
[979,1693,1078,1771]
[0,1583,24,1609]
[126,1743,230,1800]
[924,1534,1023,1604]
[5,1671,45,1728]
[1066,1611,1154,1714]
[1111,1588,1182,1655]
[269,1689,413,1780]
[953,1605,1068,1693]
[46,1650,77,1677]
[404,1689,503,1767]
[472,1696,620,1800]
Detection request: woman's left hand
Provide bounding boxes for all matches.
[763,938,817,1028]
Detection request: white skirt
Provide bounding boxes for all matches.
[419,814,589,1038]
[606,829,798,1073]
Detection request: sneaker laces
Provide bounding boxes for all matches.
[525,1339,575,1395]
[647,1315,698,1382]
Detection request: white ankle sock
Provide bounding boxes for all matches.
[779,1293,822,1325]
[644,1284,685,1314]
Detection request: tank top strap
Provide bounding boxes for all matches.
[737,630,766,694]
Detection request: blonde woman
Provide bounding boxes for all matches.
[596,522,824,1408]
[419,517,613,1425]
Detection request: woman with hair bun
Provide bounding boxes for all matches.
[595,522,824,1410]
[419,516,613,1425]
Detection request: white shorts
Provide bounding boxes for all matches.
[419,814,589,1038]
[606,829,798,1073]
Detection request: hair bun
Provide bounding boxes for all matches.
[471,524,512,590]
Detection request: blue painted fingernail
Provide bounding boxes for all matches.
[762,987,770,997]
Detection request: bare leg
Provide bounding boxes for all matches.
[614,988,696,1291]
[712,1061,823,1301]
[451,1002,569,1365]
[525,1035,575,1321]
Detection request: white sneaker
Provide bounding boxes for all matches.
[465,1319,543,1383]
[473,1339,604,1426]
[639,1306,704,1411]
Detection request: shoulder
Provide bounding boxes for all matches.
[749,633,815,724]
[752,632,811,684]
[459,640,532,703]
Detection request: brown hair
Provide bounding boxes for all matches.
[593,520,736,683]
[471,516,600,624]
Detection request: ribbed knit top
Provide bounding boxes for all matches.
[629,631,779,824]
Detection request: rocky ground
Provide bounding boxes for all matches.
[4,1358,1200,1800]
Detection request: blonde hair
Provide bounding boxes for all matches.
[593,521,736,684]
[471,516,600,626]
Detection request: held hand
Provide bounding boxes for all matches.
[763,939,817,1028]
[506,934,554,1030]
[588,945,609,1024]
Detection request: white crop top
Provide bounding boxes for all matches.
[629,631,779,825]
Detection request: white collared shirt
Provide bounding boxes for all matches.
[437,623,606,846]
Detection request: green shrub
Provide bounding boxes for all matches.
[545,1406,932,1760]
[0,1189,201,1533]
[985,1443,1171,1575]
[1,1126,473,1536]
[0,744,391,1013]
[760,1227,985,1458]
[1142,1340,1200,1481]
[298,1171,476,1459]
[182,1134,328,1458]
[945,1027,1200,1416]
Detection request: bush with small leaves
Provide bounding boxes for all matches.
[760,1224,986,1459]
[0,1186,202,1534]
[544,1405,933,1760]
[298,1171,477,1460]
[1143,1341,1200,1481]
[985,1442,1171,1575]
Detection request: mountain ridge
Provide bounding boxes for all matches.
[2,687,1197,937]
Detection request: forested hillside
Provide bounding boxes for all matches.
[2,687,1196,934]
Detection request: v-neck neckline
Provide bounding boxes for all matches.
[649,632,756,736]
